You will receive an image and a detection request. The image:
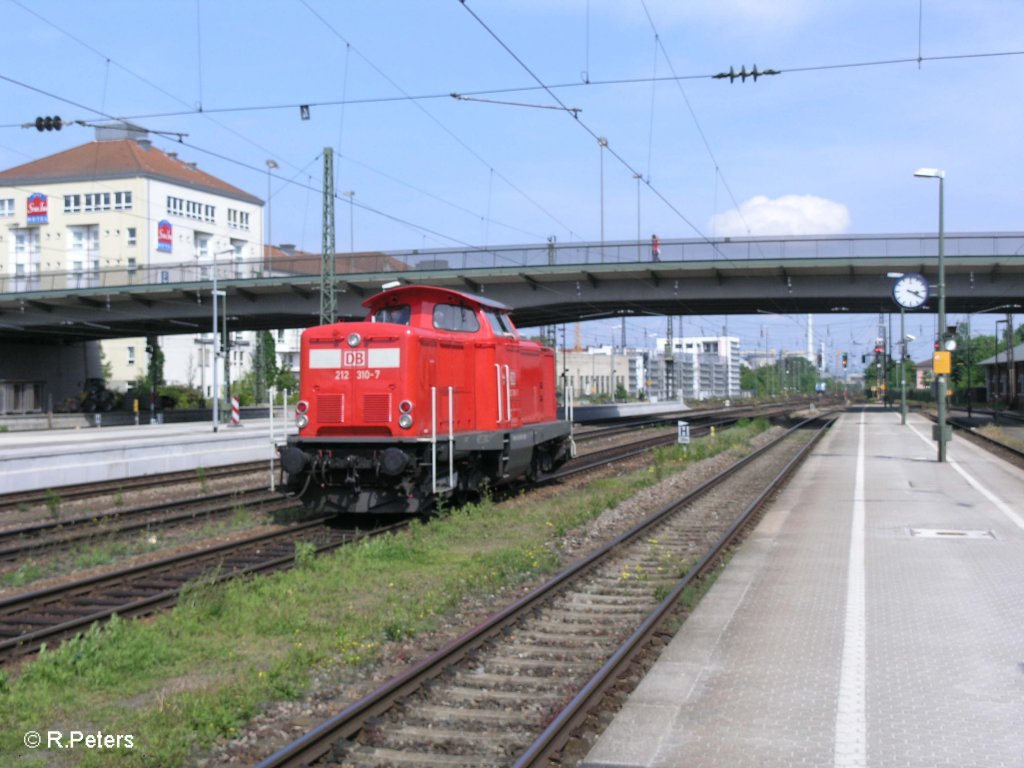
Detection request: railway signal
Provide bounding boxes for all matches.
[34,116,62,131]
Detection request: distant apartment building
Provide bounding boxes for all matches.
[552,335,741,404]
[0,123,264,398]
[646,336,742,402]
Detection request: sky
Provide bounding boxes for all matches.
[1,0,1022,370]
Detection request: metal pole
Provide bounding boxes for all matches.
[634,172,642,261]
[916,168,948,461]
[936,174,947,462]
[900,307,907,424]
[598,137,607,263]
[212,250,219,433]
[223,287,230,418]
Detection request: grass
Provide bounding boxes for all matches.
[0,418,770,767]
[0,508,268,591]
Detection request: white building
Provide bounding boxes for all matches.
[0,123,264,399]
[555,347,637,400]
[649,335,742,401]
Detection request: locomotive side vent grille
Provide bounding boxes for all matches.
[363,393,392,423]
[318,394,345,423]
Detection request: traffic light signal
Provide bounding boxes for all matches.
[841,352,848,368]
[34,115,62,131]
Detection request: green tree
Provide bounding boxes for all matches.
[251,331,278,404]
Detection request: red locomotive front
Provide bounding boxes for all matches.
[278,285,572,514]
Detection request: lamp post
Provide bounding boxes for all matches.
[265,160,278,254]
[887,272,910,425]
[211,248,234,432]
[633,172,642,261]
[598,137,608,263]
[914,167,948,461]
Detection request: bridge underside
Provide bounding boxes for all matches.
[1,256,1022,341]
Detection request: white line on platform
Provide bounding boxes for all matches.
[835,409,867,768]
[907,421,1024,532]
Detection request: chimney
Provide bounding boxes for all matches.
[280,244,296,256]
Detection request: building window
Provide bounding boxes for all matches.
[114,191,132,210]
[167,196,184,217]
[203,204,215,223]
[0,198,15,217]
[228,209,250,230]
[127,346,136,366]
[84,192,111,212]
[64,194,82,213]
[195,234,210,262]
[13,229,40,286]
[127,227,137,246]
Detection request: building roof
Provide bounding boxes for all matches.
[0,138,262,206]
[264,244,409,276]
[977,341,1024,367]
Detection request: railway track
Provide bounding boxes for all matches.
[0,487,291,569]
[944,416,1024,469]
[0,460,267,513]
[0,516,405,663]
[0,416,712,661]
[254,415,833,768]
[0,410,824,665]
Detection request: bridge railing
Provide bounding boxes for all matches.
[1,232,1021,296]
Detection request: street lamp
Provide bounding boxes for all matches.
[598,137,608,263]
[914,167,948,461]
[633,172,642,261]
[211,247,235,432]
[265,160,278,253]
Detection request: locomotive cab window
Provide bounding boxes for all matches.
[484,309,518,337]
[372,305,411,325]
[433,303,480,333]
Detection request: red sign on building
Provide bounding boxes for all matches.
[157,220,173,252]
[27,193,48,224]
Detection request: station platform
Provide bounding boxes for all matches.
[0,417,293,494]
[584,407,1024,768]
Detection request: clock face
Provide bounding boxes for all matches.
[892,274,929,309]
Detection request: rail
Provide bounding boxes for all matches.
[2,231,1022,296]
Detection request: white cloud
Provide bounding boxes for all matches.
[708,194,851,237]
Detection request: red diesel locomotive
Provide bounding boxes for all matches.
[278,284,574,514]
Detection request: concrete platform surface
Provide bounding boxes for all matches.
[0,417,294,494]
[583,407,1024,768]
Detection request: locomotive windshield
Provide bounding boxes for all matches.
[372,305,411,325]
[483,309,517,337]
[433,303,480,332]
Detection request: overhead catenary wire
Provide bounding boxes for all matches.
[4,50,1020,129]
[457,0,722,257]
[297,0,580,243]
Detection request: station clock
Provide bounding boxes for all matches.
[892,274,929,309]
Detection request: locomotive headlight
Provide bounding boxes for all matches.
[347,332,362,347]
[398,413,414,429]
[297,413,309,429]
[295,400,309,429]
[398,400,413,414]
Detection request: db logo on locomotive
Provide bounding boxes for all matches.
[342,350,367,367]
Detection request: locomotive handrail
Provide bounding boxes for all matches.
[495,364,503,423]
[431,387,437,494]
[430,386,456,494]
[504,364,512,424]
[447,386,454,489]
